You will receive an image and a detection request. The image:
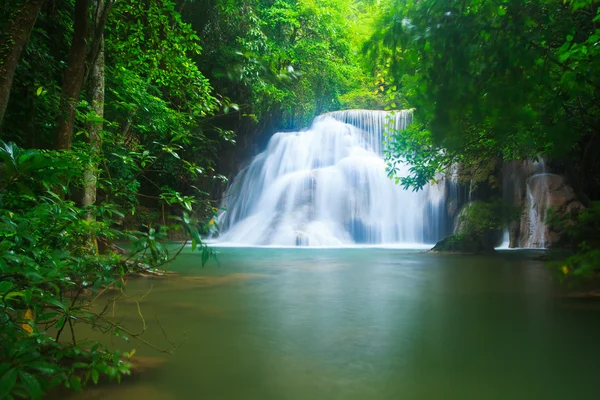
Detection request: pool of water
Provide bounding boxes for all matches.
[71,248,600,399]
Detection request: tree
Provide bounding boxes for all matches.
[189,0,377,131]
[55,0,90,150]
[56,0,113,150]
[81,0,106,211]
[371,0,600,200]
[0,0,46,126]
[0,2,394,394]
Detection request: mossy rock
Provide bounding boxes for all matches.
[431,234,496,254]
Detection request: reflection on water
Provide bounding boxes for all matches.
[69,249,600,400]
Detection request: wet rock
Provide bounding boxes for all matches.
[502,158,585,248]
[518,174,584,248]
[431,235,495,253]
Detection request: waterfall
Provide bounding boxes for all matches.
[506,157,558,249]
[497,230,510,249]
[521,158,552,248]
[216,110,450,246]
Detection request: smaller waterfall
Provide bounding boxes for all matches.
[520,158,552,248]
[497,230,510,249]
[523,178,551,248]
[501,156,586,249]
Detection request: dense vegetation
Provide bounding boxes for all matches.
[374,0,599,195]
[1,0,600,397]
[373,0,600,265]
[0,0,378,397]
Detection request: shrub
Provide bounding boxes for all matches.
[0,141,212,398]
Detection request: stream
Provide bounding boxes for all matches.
[70,247,600,399]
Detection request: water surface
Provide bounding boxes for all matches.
[73,248,600,399]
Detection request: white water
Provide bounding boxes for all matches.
[497,230,510,249]
[522,159,553,248]
[217,110,449,246]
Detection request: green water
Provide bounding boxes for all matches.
[72,248,600,400]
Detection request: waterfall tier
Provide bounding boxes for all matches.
[216,110,449,247]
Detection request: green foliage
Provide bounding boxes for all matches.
[339,86,386,111]
[372,0,600,198]
[433,200,519,253]
[193,0,376,129]
[0,141,215,399]
[2,0,234,219]
[457,200,519,239]
[369,0,600,275]
[547,202,600,280]
[123,206,160,230]
[107,0,216,115]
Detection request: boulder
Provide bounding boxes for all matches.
[518,174,584,248]
[431,234,495,253]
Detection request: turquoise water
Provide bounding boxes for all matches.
[73,248,600,399]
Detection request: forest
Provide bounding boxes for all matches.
[1,0,599,398]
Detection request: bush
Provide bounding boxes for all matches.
[0,141,213,398]
[547,202,600,280]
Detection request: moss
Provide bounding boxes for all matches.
[431,234,496,253]
[433,200,519,253]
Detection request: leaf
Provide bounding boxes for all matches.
[20,371,43,399]
[26,361,57,375]
[45,298,68,312]
[0,281,14,294]
[0,368,18,398]
[55,316,67,330]
[201,248,210,267]
[22,308,34,334]
[69,376,82,392]
[91,369,99,385]
[36,87,43,96]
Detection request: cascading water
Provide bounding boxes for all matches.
[502,156,563,249]
[216,110,449,247]
[521,158,552,248]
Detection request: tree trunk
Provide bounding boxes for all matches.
[81,0,105,211]
[81,38,104,209]
[0,0,46,127]
[84,0,114,85]
[56,0,90,150]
